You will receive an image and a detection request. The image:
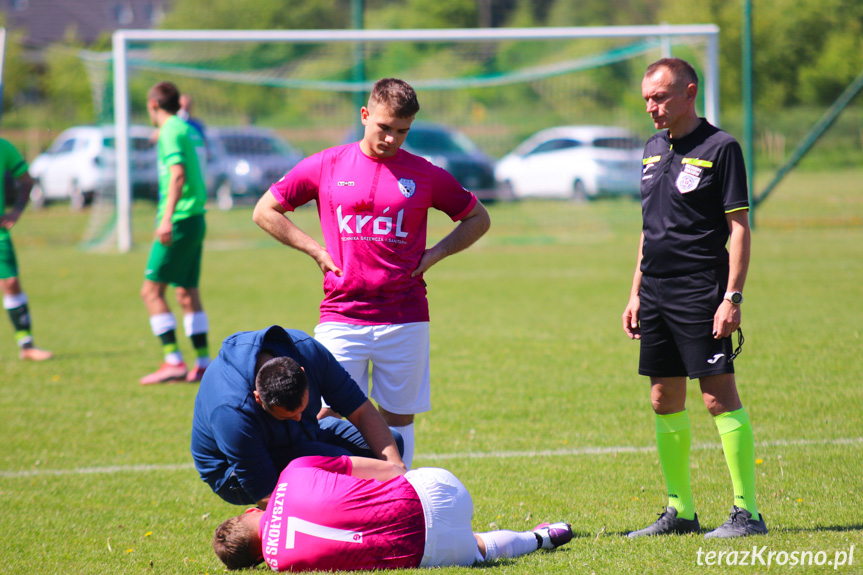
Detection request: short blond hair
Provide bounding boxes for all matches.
[213,515,260,570]
[368,78,420,118]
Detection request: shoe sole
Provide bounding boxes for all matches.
[140,374,188,385]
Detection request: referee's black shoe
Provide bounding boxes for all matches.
[704,506,767,539]
[627,506,700,538]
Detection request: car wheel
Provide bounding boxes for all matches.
[216,180,234,211]
[29,181,46,210]
[572,180,588,202]
[70,182,87,211]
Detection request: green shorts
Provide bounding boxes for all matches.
[144,214,206,288]
[0,229,18,280]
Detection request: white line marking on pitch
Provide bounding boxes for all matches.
[1,437,860,479]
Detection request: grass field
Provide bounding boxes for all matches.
[1,169,862,574]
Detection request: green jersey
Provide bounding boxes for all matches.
[156,115,207,222]
[1,138,28,217]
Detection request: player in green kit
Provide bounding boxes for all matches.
[0,139,52,361]
[140,82,210,384]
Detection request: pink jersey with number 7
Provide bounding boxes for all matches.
[259,456,425,572]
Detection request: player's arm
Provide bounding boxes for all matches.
[622,232,645,339]
[0,172,34,230]
[348,456,407,481]
[713,210,750,339]
[252,191,342,276]
[155,163,185,245]
[411,200,490,277]
[344,400,406,470]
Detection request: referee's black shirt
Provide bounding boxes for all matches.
[640,119,750,278]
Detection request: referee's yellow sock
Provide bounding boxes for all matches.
[714,408,759,520]
[655,410,695,520]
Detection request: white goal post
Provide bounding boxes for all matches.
[112,25,719,252]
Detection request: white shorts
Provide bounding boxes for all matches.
[314,322,431,415]
[405,468,481,567]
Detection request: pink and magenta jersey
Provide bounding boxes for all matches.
[269,143,477,325]
[259,456,425,572]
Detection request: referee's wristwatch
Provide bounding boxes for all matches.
[724,291,744,305]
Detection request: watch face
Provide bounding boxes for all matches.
[731,292,743,304]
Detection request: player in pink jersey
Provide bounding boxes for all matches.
[213,456,573,571]
[254,78,491,468]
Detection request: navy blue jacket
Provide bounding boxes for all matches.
[190,326,367,502]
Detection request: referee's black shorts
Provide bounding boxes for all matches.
[638,266,735,379]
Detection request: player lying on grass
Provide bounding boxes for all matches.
[213,455,573,571]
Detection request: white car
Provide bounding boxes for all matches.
[495,126,644,200]
[28,125,158,209]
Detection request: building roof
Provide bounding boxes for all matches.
[1,0,171,48]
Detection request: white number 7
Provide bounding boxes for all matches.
[285,516,363,549]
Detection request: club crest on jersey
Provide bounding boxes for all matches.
[398,178,416,198]
[676,167,701,193]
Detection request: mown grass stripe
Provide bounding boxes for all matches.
[2,436,858,478]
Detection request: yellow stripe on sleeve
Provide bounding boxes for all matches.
[681,158,713,168]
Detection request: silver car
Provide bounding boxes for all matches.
[205,127,303,210]
[495,126,644,200]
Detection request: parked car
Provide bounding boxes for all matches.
[401,122,497,198]
[28,125,159,209]
[495,126,644,200]
[343,121,498,200]
[205,127,303,210]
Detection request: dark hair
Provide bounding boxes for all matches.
[213,516,261,570]
[368,78,420,118]
[645,58,699,90]
[148,81,181,114]
[256,356,308,411]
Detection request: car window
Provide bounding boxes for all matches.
[103,137,155,151]
[406,129,468,155]
[131,138,155,151]
[51,138,76,154]
[219,135,279,155]
[592,137,642,150]
[527,138,582,155]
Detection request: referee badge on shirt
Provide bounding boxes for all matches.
[676,164,703,194]
[398,178,417,198]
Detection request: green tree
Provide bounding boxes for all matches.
[161,0,351,30]
[0,22,33,115]
[42,29,95,125]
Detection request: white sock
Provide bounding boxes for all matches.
[3,292,27,309]
[183,311,208,336]
[478,531,539,561]
[149,312,176,336]
[392,423,414,469]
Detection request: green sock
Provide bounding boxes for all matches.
[714,408,759,519]
[158,330,181,362]
[7,304,33,347]
[191,332,209,366]
[655,410,695,520]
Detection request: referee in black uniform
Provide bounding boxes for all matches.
[622,58,766,539]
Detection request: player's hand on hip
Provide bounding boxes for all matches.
[411,249,441,278]
[315,249,342,277]
[713,301,740,339]
[622,295,641,339]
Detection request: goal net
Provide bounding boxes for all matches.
[99,25,719,251]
